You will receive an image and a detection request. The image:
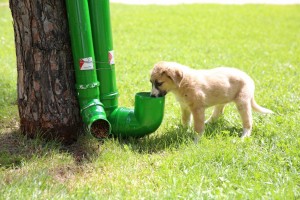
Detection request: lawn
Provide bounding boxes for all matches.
[1,2,300,199]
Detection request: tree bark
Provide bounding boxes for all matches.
[10,0,81,142]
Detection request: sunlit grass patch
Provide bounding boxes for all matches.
[1,2,300,199]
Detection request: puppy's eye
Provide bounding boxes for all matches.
[155,81,163,87]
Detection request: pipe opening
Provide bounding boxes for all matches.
[136,92,152,98]
[90,119,110,139]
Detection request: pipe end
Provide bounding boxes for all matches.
[90,119,111,139]
[81,99,111,139]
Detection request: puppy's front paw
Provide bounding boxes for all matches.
[194,136,200,144]
[193,133,203,144]
[240,128,251,138]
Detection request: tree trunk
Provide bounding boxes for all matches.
[10,0,81,142]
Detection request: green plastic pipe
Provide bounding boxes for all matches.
[108,92,165,138]
[88,0,165,137]
[88,0,118,116]
[65,0,111,139]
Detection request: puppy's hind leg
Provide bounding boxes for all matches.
[205,104,226,124]
[235,100,253,138]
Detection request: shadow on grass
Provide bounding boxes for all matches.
[0,118,243,169]
[204,118,241,138]
[117,118,242,154]
[0,128,101,169]
[118,126,195,154]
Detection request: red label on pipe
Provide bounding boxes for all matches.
[108,51,115,65]
[79,57,94,70]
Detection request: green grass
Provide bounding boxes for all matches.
[1,3,300,199]
[0,1,18,128]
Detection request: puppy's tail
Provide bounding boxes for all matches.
[251,98,274,114]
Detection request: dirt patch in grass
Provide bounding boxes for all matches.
[50,165,81,184]
[59,138,102,164]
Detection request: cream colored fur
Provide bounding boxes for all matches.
[150,61,273,141]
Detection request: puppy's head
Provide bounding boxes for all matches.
[150,61,183,97]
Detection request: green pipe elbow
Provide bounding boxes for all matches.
[109,92,165,138]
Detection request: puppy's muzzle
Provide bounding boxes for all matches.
[150,91,167,97]
[150,90,167,97]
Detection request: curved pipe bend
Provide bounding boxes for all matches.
[109,92,165,138]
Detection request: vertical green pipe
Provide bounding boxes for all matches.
[65,0,111,139]
[88,0,165,138]
[88,0,118,116]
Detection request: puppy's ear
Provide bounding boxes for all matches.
[165,68,183,87]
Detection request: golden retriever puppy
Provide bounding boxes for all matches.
[150,61,273,141]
